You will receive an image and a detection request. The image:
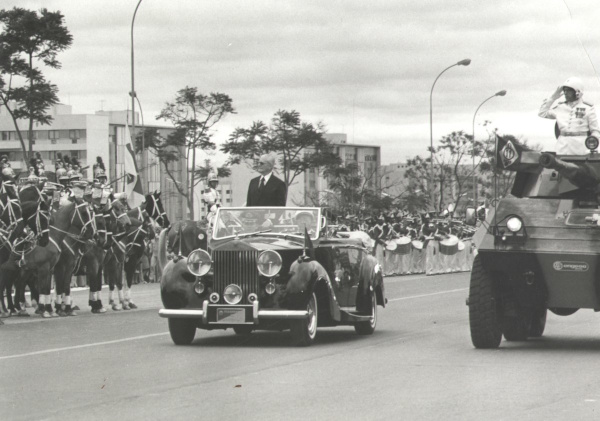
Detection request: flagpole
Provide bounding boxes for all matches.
[131,0,144,194]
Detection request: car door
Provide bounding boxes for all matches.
[333,246,364,309]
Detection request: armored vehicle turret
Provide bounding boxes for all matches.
[468,135,600,348]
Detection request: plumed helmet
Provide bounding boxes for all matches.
[57,168,69,184]
[2,167,15,180]
[208,172,218,182]
[93,156,107,179]
[563,77,584,98]
[0,154,10,169]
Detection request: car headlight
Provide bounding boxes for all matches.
[506,217,523,233]
[187,249,212,276]
[223,284,243,305]
[194,280,205,295]
[257,250,282,277]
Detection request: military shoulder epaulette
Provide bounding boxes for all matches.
[583,101,594,107]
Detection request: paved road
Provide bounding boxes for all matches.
[3,273,600,420]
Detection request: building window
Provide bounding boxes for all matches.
[1,132,8,141]
[226,198,231,203]
[71,151,79,159]
[226,190,231,194]
[51,139,57,144]
[49,130,59,140]
[72,138,78,144]
[69,129,80,140]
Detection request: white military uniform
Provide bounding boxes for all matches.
[203,187,221,208]
[539,94,600,155]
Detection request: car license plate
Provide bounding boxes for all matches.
[216,307,245,323]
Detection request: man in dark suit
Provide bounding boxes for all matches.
[246,154,287,207]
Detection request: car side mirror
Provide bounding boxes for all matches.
[465,207,477,226]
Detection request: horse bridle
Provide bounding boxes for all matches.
[148,193,168,227]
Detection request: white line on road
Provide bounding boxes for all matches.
[0,332,169,361]
[387,288,468,302]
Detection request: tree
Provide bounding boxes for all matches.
[221,109,342,199]
[0,7,72,163]
[149,87,235,217]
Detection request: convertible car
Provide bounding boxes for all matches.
[158,207,386,346]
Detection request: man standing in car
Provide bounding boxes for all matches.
[539,76,600,155]
[246,154,287,207]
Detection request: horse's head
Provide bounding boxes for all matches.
[0,192,24,243]
[92,206,107,247]
[71,198,95,241]
[110,198,131,230]
[145,191,170,228]
[27,200,50,247]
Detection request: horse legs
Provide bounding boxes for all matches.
[54,260,67,316]
[36,266,57,318]
[123,258,138,309]
[87,250,106,314]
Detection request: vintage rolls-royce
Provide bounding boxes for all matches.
[158,207,386,346]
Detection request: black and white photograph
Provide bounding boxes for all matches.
[3,1,600,419]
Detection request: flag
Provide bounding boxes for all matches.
[495,134,540,173]
[124,123,145,208]
[304,227,315,260]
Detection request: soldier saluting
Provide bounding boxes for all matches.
[539,77,600,155]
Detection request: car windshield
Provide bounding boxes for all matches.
[212,207,321,240]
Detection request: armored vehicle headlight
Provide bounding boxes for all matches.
[586,136,599,151]
[224,284,243,305]
[506,217,523,233]
[257,250,282,277]
[187,249,212,277]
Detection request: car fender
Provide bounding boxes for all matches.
[359,254,386,308]
[282,258,342,320]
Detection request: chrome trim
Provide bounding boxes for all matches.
[159,307,309,320]
[253,300,259,324]
[159,309,204,318]
[257,310,309,319]
[202,300,208,324]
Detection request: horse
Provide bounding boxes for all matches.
[80,198,131,313]
[108,192,169,310]
[0,199,51,316]
[19,197,95,318]
[53,199,102,316]
[0,188,25,317]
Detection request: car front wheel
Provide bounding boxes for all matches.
[168,318,196,345]
[355,289,377,335]
[290,292,318,346]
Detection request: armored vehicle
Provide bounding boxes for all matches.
[468,136,600,348]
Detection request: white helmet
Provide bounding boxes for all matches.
[563,77,584,98]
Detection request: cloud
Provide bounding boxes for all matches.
[12,0,600,165]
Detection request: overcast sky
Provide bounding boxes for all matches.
[12,0,600,164]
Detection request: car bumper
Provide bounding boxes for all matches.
[158,300,309,324]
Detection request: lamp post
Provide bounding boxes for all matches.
[131,0,144,193]
[472,90,507,207]
[429,58,471,213]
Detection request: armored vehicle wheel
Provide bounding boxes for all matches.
[233,326,253,335]
[529,307,547,338]
[468,255,503,349]
[503,314,530,341]
[290,292,318,346]
[168,318,196,345]
[355,290,377,335]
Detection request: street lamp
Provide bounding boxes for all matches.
[131,0,144,193]
[429,58,471,213]
[472,90,507,207]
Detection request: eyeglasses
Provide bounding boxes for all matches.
[258,162,267,166]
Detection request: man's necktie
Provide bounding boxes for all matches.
[259,177,265,190]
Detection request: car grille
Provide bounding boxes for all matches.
[212,250,260,304]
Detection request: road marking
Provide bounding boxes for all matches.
[0,332,169,361]
[388,288,468,302]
